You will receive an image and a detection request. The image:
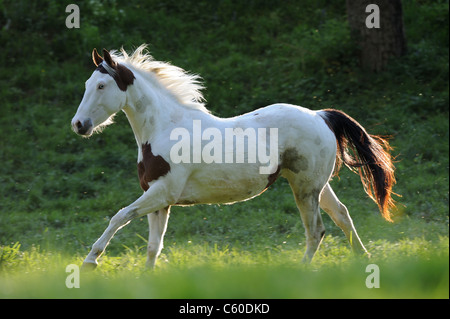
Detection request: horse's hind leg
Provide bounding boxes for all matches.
[289,183,326,263]
[319,183,369,256]
[146,206,170,268]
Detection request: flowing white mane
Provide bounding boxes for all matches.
[110,44,209,113]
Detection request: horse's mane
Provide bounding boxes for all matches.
[110,44,209,113]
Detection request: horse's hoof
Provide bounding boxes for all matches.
[81,262,98,272]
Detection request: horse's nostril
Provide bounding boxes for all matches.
[73,118,93,135]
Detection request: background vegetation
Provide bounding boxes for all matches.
[0,0,448,298]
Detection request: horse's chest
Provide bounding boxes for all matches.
[137,143,171,191]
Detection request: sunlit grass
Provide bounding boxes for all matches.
[1,236,447,299]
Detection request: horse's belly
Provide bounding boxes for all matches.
[176,171,269,205]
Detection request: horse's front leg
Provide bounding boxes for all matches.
[146,206,170,268]
[82,182,172,270]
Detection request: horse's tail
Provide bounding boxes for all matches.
[318,109,397,222]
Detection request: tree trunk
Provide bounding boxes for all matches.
[346,0,407,72]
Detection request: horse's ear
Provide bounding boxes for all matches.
[103,49,116,67]
[92,48,103,67]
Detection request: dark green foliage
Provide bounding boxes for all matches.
[0,0,448,257]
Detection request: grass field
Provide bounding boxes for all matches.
[0,0,448,299]
[1,182,448,299]
[0,233,448,298]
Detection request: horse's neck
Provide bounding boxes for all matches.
[123,83,168,145]
[123,76,203,148]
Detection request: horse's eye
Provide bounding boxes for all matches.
[98,84,104,90]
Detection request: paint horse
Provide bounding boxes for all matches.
[72,45,396,270]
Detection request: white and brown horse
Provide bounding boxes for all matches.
[71,45,396,269]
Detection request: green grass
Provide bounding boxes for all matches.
[0,0,448,299]
[0,235,448,298]
[1,183,448,298]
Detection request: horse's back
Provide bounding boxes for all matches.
[234,103,332,139]
[240,103,336,154]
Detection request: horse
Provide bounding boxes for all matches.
[71,45,396,270]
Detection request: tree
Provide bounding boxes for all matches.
[346,0,407,72]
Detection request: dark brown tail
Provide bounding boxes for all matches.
[318,109,397,222]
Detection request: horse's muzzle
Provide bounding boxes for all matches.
[72,118,93,136]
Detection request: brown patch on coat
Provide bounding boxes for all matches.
[137,143,171,191]
[92,48,135,91]
[96,63,135,91]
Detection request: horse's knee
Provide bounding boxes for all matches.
[146,241,162,268]
[110,208,136,229]
[147,241,161,258]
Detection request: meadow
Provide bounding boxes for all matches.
[0,0,448,299]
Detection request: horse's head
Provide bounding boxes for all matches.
[71,48,135,136]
